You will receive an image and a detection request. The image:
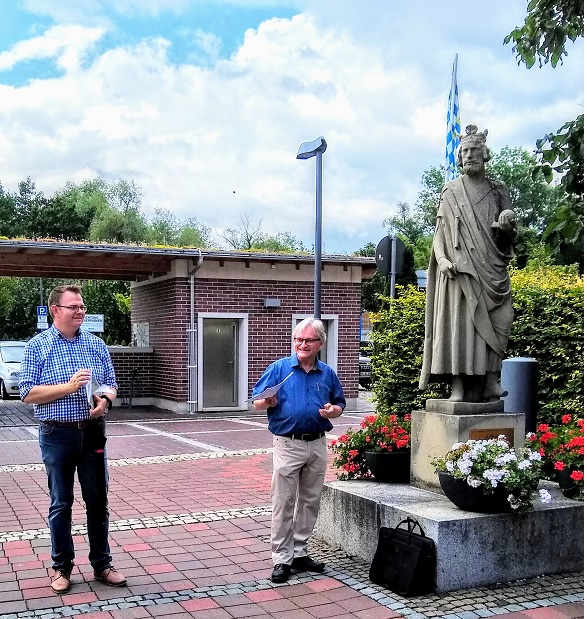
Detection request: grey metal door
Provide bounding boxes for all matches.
[202,319,238,407]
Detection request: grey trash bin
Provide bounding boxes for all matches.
[501,357,539,433]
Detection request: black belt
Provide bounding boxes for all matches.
[278,431,325,442]
[44,419,95,429]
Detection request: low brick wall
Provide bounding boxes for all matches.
[108,347,154,403]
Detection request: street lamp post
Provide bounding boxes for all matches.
[296,136,327,319]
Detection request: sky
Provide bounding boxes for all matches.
[0,1,583,255]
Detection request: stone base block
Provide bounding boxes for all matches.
[315,480,583,592]
[411,410,526,490]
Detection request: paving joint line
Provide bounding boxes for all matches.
[0,447,273,473]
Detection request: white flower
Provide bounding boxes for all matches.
[495,453,517,466]
[466,476,482,488]
[508,494,522,510]
[539,489,552,503]
[518,459,532,470]
[446,460,455,473]
[528,451,542,461]
[483,468,506,487]
[451,442,464,450]
[457,457,473,476]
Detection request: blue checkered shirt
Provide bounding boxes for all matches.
[19,325,117,422]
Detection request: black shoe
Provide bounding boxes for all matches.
[291,556,325,573]
[271,563,291,583]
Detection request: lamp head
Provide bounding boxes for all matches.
[297,136,327,159]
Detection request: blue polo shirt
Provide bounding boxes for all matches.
[252,354,346,436]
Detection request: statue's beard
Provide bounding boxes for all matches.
[463,160,484,175]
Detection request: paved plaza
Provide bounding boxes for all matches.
[0,396,583,619]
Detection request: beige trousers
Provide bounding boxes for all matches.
[271,434,328,565]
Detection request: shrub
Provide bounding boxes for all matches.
[368,267,583,426]
[369,286,448,417]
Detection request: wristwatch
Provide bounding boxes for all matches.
[100,394,113,411]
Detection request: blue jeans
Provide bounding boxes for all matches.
[39,419,112,573]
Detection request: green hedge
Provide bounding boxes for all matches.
[369,266,583,425]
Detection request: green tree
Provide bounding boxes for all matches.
[80,280,131,345]
[148,208,212,248]
[14,177,47,238]
[504,0,584,267]
[50,180,109,240]
[219,213,307,252]
[176,217,213,248]
[0,183,17,238]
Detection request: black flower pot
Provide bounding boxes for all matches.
[365,449,410,483]
[438,471,514,513]
[556,467,582,499]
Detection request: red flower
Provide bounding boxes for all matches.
[537,423,550,433]
[554,461,566,471]
[570,470,584,481]
[561,414,572,425]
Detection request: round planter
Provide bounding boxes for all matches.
[556,467,582,499]
[438,471,514,513]
[365,449,410,483]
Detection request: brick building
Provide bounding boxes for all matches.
[0,241,375,413]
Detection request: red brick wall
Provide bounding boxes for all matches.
[109,349,154,400]
[131,279,190,402]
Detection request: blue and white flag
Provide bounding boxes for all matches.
[445,54,461,183]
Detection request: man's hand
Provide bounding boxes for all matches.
[67,369,91,395]
[90,394,109,418]
[437,256,456,279]
[319,403,342,419]
[253,395,277,411]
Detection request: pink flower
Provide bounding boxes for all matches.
[570,470,584,481]
[554,461,566,471]
[561,414,572,425]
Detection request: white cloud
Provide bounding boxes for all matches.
[0,2,583,253]
[0,24,105,72]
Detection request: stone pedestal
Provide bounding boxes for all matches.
[410,400,526,491]
[315,480,583,592]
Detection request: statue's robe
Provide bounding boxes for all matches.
[419,175,514,389]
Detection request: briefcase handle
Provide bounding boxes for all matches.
[396,517,425,538]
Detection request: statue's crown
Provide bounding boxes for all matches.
[460,124,488,145]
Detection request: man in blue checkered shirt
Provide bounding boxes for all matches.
[19,284,126,594]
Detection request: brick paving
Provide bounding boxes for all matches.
[0,396,583,619]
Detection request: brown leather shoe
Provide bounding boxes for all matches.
[94,566,127,587]
[50,569,71,594]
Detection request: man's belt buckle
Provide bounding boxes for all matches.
[300,433,312,441]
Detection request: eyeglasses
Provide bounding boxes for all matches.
[54,305,86,312]
[294,338,321,345]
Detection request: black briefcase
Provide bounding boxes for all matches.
[369,517,436,596]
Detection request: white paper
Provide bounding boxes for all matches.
[86,374,116,406]
[249,371,294,401]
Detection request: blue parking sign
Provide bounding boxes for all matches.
[37,306,48,317]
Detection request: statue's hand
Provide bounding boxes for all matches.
[438,256,456,279]
[498,209,516,233]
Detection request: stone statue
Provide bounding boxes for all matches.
[419,125,516,403]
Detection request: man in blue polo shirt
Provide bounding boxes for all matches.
[19,284,126,594]
[252,317,346,583]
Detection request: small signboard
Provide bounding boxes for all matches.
[469,428,514,446]
[81,314,104,333]
[37,306,48,317]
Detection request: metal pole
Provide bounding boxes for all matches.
[314,151,323,319]
[390,236,397,299]
[39,278,43,306]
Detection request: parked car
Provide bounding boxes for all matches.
[0,341,26,399]
[359,341,372,390]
